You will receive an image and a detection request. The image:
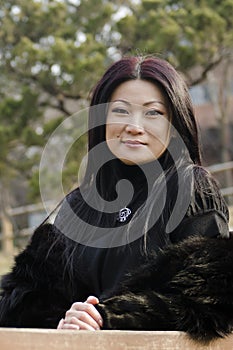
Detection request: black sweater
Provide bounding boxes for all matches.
[0,167,231,343]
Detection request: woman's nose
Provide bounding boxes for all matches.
[125,117,145,134]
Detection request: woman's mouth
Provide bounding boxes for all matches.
[122,140,146,147]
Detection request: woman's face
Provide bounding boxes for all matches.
[106,79,171,165]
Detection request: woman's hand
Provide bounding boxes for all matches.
[57,296,103,331]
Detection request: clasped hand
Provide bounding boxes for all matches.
[57,296,103,331]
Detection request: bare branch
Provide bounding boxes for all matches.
[190,57,223,86]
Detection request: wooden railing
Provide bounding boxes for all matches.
[0,329,233,350]
[207,161,233,198]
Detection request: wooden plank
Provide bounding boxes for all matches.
[0,329,233,350]
[207,161,233,174]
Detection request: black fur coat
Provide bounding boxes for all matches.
[0,223,233,343]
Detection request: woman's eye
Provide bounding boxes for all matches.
[145,109,162,117]
[112,108,129,115]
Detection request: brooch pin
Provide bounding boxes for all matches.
[117,207,132,222]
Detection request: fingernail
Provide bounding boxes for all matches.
[98,319,103,327]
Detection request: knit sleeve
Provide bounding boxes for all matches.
[169,167,229,244]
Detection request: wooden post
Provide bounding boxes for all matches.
[1,210,14,255]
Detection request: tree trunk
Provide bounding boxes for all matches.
[208,60,233,204]
[0,183,14,255]
[0,209,14,255]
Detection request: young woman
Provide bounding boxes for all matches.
[0,56,232,342]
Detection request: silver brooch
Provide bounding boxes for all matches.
[117,207,132,222]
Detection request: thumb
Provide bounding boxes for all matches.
[85,295,99,305]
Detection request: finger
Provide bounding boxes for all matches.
[57,318,64,329]
[60,323,80,330]
[64,318,96,331]
[85,296,99,305]
[57,318,80,330]
[70,302,103,326]
[65,311,100,330]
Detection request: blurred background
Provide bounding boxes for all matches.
[0,0,232,275]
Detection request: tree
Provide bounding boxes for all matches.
[0,0,118,113]
[115,0,233,84]
[0,0,232,210]
[0,0,132,251]
[0,0,132,203]
[206,56,233,197]
[115,0,233,188]
[0,86,41,253]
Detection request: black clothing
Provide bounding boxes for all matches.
[0,165,231,342]
[96,233,233,343]
[53,165,229,298]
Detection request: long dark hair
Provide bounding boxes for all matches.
[55,55,202,248]
[80,56,201,194]
[43,55,228,285]
[52,56,206,254]
[89,57,200,159]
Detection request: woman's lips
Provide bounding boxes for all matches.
[122,140,146,147]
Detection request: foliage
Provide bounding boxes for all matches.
[0,0,124,204]
[116,0,233,85]
[0,0,232,207]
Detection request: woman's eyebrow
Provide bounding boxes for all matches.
[111,99,131,105]
[143,100,165,106]
[110,99,166,107]
[110,99,132,106]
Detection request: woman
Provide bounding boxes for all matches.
[0,56,232,342]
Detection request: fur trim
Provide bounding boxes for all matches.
[97,234,233,342]
[0,224,71,328]
[1,223,233,343]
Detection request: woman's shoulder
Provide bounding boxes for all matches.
[168,166,229,243]
[55,187,82,217]
[65,187,82,204]
[187,166,229,221]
